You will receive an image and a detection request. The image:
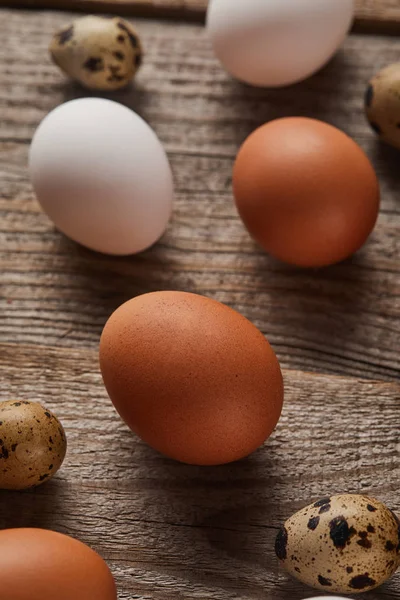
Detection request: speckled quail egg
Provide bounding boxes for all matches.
[275,494,400,593]
[50,15,143,91]
[0,401,67,490]
[365,63,400,150]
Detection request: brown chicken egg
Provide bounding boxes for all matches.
[233,117,380,267]
[99,291,283,465]
[0,528,117,600]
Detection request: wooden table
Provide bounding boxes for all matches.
[0,3,399,599]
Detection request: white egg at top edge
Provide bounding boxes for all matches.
[29,97,174,255]
[303,597,349,600]
[206,0,355,87]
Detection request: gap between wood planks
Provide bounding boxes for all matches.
[2,0,400,35]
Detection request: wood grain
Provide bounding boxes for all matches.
[354,0,400,33]
[1,10,399,382]
[3,0,206,20]
[2,0,400,33]
[1,341,400,600]
[0,9,399,600]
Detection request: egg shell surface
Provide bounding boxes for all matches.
[0,528,117,600]
[233,117,380,267]
[275,494,400,593]
[99,291,284,465]
[207,0,354,87]
[365,63,400,150]
[50,16,143,91]
[302,597,349,600]
[0,400,66,490]
[29,98,173,255]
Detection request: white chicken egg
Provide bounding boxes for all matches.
[207,0,355,87]
[304,598,348,600]
[29,98,173,255]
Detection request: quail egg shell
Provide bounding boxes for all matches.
[365,63,400,150]
[275,494,400,593]
[0,400,67,490]
[50,15,143,91]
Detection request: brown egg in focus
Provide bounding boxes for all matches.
[0,528,117,600]
[99,291,283,465]
[233,117,380,268]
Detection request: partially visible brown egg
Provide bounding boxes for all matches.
[99,291,283,465]
[0,528,117,600]
[233,117,380,268]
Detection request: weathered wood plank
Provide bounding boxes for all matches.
[0,10,399,382]
[354,0,400,32]
[2,0,400,34]
[1,341,399,599]
[4,0,206,18]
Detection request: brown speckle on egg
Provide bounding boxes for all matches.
[349,574,376,589]
[117,21,139,48]
[319,503,331,514]
[83,56,104,72]
[308,516,320,531]
[314,497,331,508]
[386,541,395,551]
[329,516,355,549]
[57,25,74,45]
[275,527,288,560]
[107,65,124,83]
[357,532,372,549]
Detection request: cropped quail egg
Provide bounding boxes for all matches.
[275,494,400,593]
[0,400,67,490]
[50,15,143,90]
[365,63,400,150]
